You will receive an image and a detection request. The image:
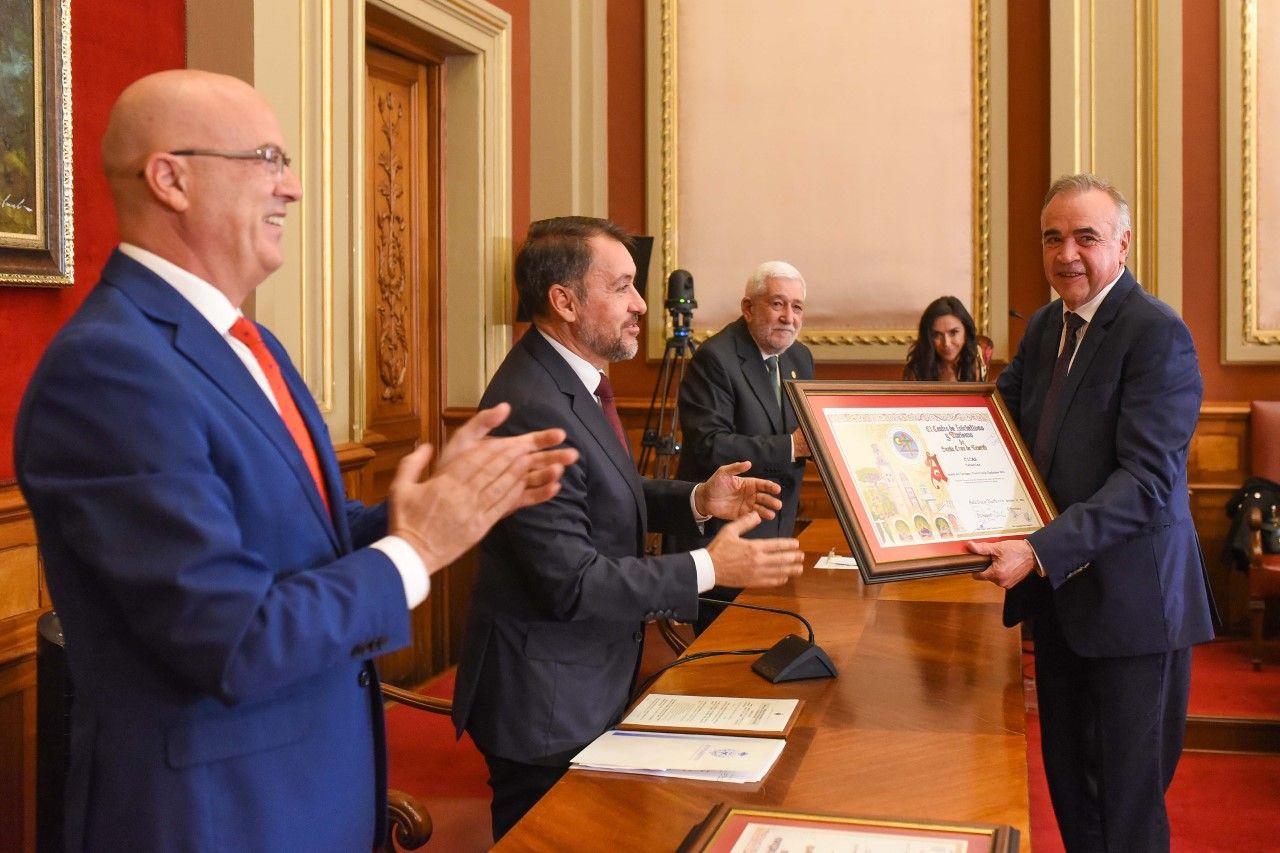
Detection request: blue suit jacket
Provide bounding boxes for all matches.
[997,269,1215,657]
[452,328,701,764]
[15,251,411,851]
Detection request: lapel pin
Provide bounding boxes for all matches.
[790,369,797,379]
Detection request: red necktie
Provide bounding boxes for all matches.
[595,373,630,453]
[229,317,331,514]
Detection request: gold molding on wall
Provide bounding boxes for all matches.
[1222,0,1280,361]
[1048,0,1182,311]
[644,0,1008,363]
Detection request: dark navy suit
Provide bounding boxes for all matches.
[16,251,410,851]
[998,269,1215,851]
[671,317,814,630]
[674,317,814,544]
[452,327,702,837]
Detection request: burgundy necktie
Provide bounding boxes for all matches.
[595,373,630,452]
[1033,311,1087,470]
[229,317,331,514]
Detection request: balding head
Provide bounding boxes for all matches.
[102,70,301,305]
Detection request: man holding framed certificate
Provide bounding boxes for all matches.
[970,174,1216,853]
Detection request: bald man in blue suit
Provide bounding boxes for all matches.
[15,70,574,852]
[972,174,1215,853]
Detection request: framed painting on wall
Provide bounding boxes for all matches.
[644,0,1009,364]
[0,0,73,287]
[1223,0,1280,362]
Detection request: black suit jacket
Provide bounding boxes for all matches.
[997,269,1215,657]
[452,328,703,764]
[673,317,815,545]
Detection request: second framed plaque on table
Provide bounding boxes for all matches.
[785,381,1055,584]
[679,803,1019,853]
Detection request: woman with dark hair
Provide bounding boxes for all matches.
[903,296,986,381]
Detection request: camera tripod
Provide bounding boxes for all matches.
[637,308,697,482]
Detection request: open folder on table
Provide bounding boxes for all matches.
[570,730,786,783]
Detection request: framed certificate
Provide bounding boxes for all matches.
[679,803,1019,853]
[786,380,1055,584]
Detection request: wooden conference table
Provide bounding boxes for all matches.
[497,519,1032,851]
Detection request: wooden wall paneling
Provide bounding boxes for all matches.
[0,483,44,852]
[0,658,37,852]
[1189,404,1253,631]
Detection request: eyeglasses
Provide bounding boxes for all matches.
[142,145,293,177]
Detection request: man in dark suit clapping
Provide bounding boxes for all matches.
[451,217,806,841]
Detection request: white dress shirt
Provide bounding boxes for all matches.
[537,328,717,592]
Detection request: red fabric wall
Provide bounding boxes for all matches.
[0,1,186,482]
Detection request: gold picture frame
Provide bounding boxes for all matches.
[680,803,1019,853]
[644,0,1009,363]
[786,380,1056,584]
[0,0,73,287]
[1222,0,1280,361]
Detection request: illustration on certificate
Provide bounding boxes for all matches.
[824,407,1040,549]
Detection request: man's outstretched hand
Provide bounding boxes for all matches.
[695,461,783,521]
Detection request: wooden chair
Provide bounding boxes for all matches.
[656,618,692,654]
[1248,401,1280,671]
[380,684,454,852]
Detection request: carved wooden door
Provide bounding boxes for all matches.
[363,34,443,685]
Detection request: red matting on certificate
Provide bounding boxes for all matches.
[786,382,1056,583]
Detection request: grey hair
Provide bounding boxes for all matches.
[744,261,806,298]
[1042,173,1132,237]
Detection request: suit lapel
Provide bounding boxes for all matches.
[263,328,348,547]
[733,320,783,433]
[106,253,341,549]
[1035,271,1136,471]
[523,331,646,514]
[778,347,806,433]
[1028,306,1064,444]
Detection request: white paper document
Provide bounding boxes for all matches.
[570,730,786,783]
[814,552,860,570]
[621,694,799,735]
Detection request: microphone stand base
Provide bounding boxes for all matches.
[751,634,837,683]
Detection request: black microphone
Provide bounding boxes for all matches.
[700,597,838,684]
[1009,308,1027,321]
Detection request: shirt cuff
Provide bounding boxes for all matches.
[691,548,715,592]
[690,483,712,524]
[790,434,796,462]
[1031,544,1047,579]
[371,535,431,609]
